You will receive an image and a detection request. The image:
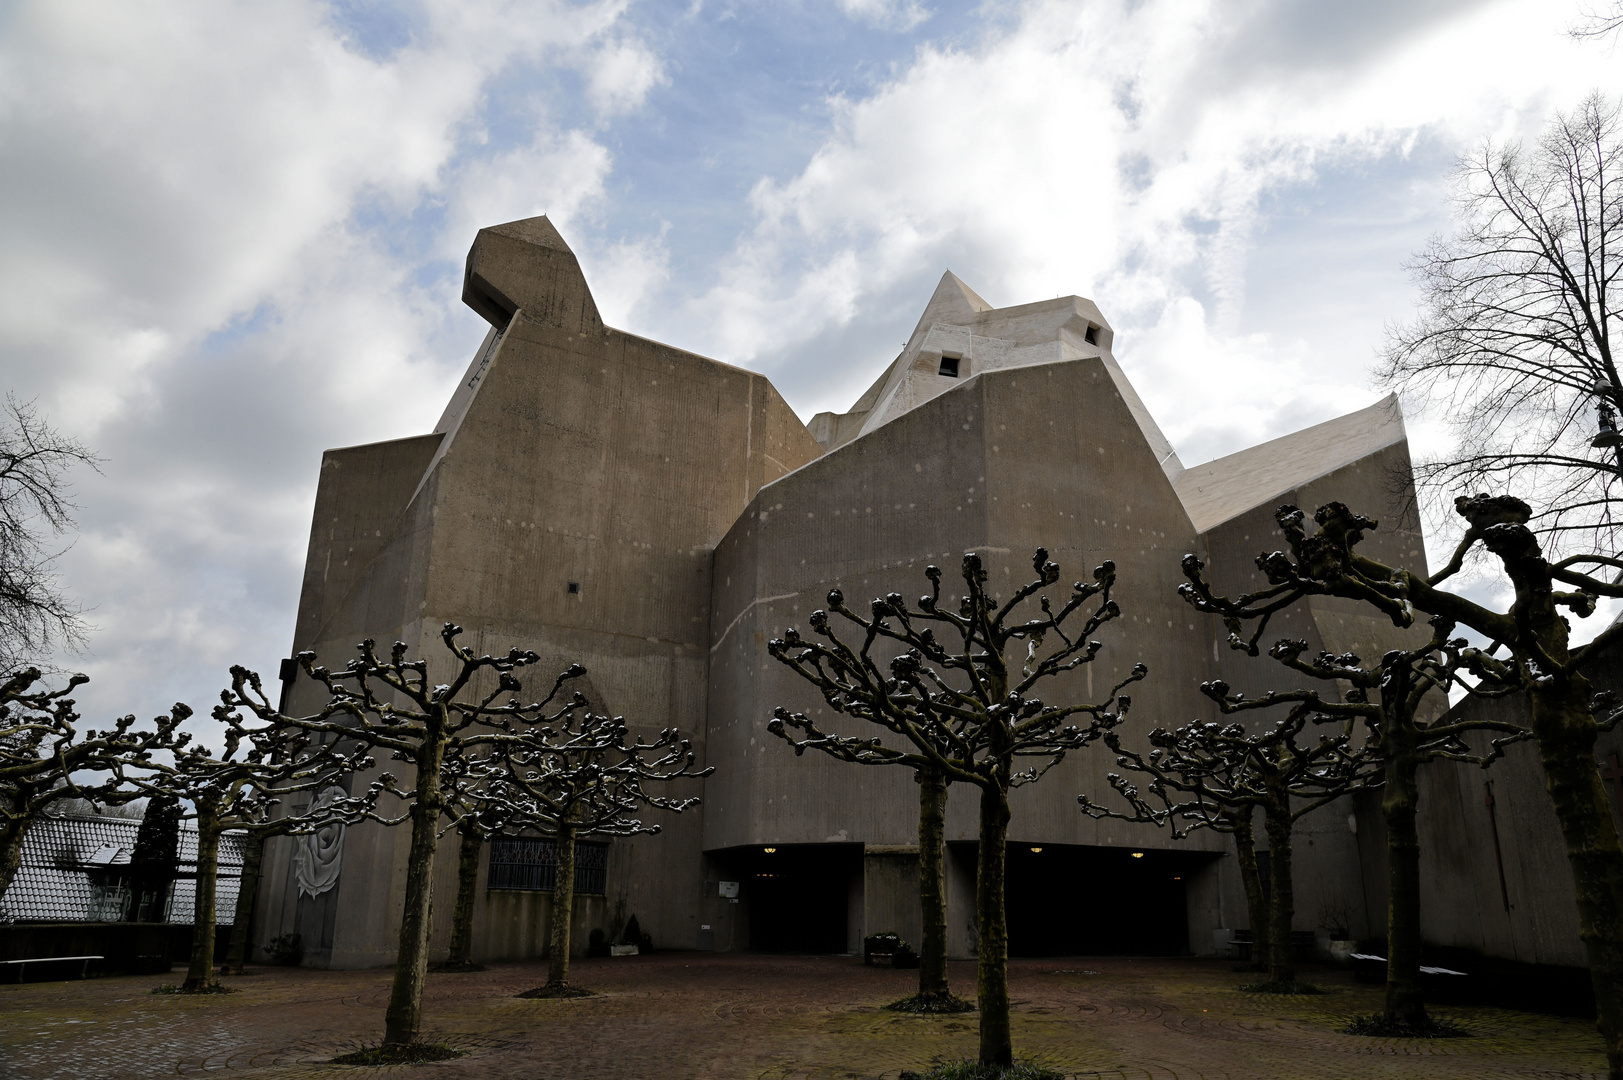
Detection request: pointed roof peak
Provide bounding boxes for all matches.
[905,270,993,345]
[932,270,993,316]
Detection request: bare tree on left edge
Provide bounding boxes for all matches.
[0,396,101,671]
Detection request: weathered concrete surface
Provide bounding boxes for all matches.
[1404,631,1623,969]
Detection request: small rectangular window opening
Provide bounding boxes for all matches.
[1083,325,1100,346]
[938,356,960,378]
[567,581,580,594]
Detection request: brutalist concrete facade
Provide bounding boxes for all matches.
[259,216,1567,970]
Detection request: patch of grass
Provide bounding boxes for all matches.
[429,960,487,973]
[330,1043,464,1065]
[1238,980,1323,995]
[150,983,238,995]
[898,1060,1063,1080]
[885,992,976,1014]
[515,983,595,999]
[1341,1013,1472,1038]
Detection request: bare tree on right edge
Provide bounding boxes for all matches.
[1179,552,1533,1028]
[1379,95,1623,554]
[767,548,1144,1070]
[1212,497,1623,1076]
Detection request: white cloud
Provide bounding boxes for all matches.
[686,0,1618,474]
[0,0,660,727]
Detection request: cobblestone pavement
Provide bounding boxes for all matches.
[0,954,1608,1080]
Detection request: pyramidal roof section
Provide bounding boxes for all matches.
[907,271,993,343]
[1172,394,1407,534]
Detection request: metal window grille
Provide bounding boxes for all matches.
[487,838,607,894]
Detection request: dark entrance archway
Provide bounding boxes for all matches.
[722,843,861,954]
[999,843,1210,956]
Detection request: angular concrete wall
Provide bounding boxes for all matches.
[266,213,1471,970]
[260,216,823,967]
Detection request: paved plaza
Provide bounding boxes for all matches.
[0,954,1608,1080]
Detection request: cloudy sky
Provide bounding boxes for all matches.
[1,0,1619,728]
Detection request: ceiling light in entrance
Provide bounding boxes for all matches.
[1029,847,1042,853]
[1131,852,1144,858]
[763,847,777,853]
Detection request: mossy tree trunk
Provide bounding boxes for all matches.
[383,723,449,1047]
[182,809,221,992]
[1382,728,1427,1027]
[916,767,952,1001]
[1531,674,1623,1079]
[221,831,265,975]
[444,823,483,969]
[1263,801,1295,985]
[546,821,579,990]
[1231,811,1269,972]
[975,779,1012,1068]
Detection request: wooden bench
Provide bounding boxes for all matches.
[3,955,102,982]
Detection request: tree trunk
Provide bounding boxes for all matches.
[445,824,482,968]
[1231,811,1269,971]
[1530,674,1623,1080]
[221,831,265,975]
[383,732,448,1047]
[916,767,951,1001]
[0,816,27,904]
[975,781,1012,1068]
[182,811,221,992]
[1383,741,1428,1027]
[546,822,579,990]
[1264,803,1296,985]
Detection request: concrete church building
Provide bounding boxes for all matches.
[254,216,1447,969]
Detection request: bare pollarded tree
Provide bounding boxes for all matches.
[767,548,1144,1070]
[0,669,186,903]
[1183,539,1534,1028]
[223,624,591,1051]
[1083,700,1366,988]
[1379,95,1623,554]
[113,701,377,992]
[0,397,101,671]
[491,713,710,998]
[1198,497,1623,1073]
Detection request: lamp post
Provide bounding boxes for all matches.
[1594,377,1623,479]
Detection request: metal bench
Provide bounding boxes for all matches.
[3,955,102,982]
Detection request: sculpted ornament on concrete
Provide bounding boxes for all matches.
[293,786,346,898]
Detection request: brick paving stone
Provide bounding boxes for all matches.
[0,954,1608,1079]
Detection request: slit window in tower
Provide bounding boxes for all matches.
[1084,325,1100,346]
[939,356,960,377]
[567,582,580,594]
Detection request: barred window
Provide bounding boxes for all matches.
[487,837,608,894]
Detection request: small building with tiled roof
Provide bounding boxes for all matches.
[0,813,243,925]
